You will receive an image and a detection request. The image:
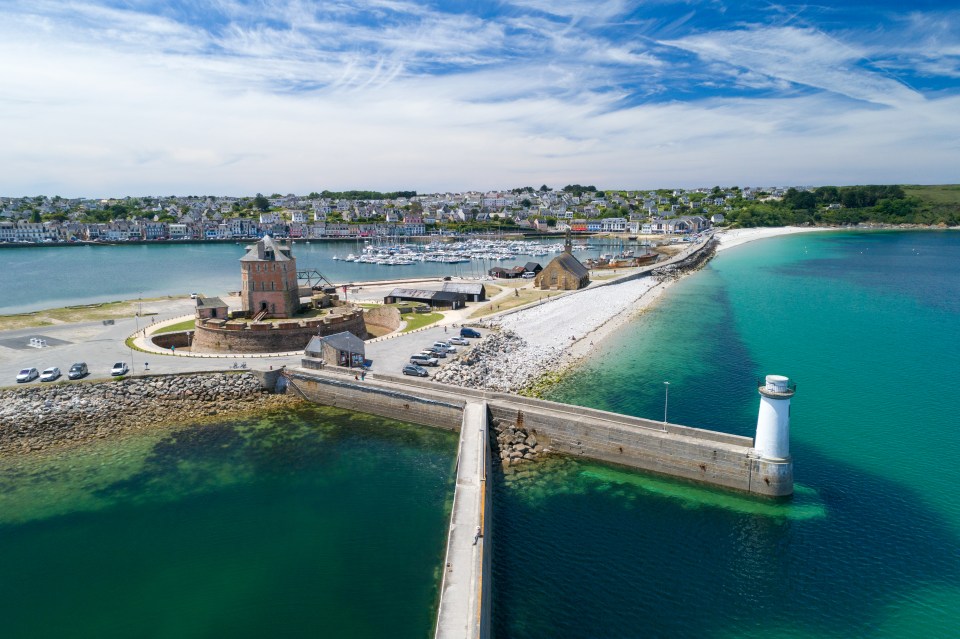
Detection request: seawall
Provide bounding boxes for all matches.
[0,372,298,454]
[285,368,792,498]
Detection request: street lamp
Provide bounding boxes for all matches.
[663,381,670,427]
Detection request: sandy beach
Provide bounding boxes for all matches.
[715,226,835,252]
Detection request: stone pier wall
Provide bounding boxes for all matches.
[287,370,792,498]
[285,370,465,431]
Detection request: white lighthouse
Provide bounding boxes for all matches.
[755,375,794,460]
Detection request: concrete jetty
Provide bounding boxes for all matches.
[434,402,492,639]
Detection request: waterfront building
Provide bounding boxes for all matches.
[535,234,590,290]
[303,331,366,368]
[239,235,300,319]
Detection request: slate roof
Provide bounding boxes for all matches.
[196,295,227,308]
[387,288,440,300]
[551,252,589,278]
[307,331,365,354]
[440,282,485,296]
[240,234,294,262]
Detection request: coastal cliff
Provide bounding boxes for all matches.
[0,372,301,455]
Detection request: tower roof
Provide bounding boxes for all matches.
[240,234,294,262]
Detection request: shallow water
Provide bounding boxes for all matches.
[0,405,459,639]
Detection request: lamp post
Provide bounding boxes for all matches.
[663,381,670,428]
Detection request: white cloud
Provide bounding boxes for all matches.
[662,26,924,107]
[0,2,957,195]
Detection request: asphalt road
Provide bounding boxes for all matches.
[2,303,486,388]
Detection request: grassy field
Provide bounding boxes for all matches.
[153,319,196,334]
[903,184,960,205]
[469,289,564,318]
[400,312,443,332]
[0,298,172,332]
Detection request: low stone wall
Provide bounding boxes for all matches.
[364,305,401,332]
[152,331,193,349]
[0,372,299,455]
[190,309,366,353]
[285,370,464,431]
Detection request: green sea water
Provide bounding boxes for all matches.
[493,230,960,637]
[0,405,458,638]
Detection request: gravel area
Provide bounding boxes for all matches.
[434,277,660,393]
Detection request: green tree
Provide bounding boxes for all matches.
[253,193,270,212]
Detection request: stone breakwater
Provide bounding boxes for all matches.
[0,373,300,455]
[652,237,717,280]
[491,414,548,469]
[432,330,563,394]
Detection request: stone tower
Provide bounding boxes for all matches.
[240,235,300,319]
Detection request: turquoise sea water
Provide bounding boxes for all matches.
[0,406,458,639]
[493,231,960,637]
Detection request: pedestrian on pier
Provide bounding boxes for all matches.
[473,526,482,545]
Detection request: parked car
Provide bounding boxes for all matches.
[16,367,39,383]
[111,362,130,376]
[40,367,61,382]
[431,341,457,354]
[460,327,481,338]
[402,364,429,377]
[423,347,447,358]
[67,362,89,380]
[410,353,439,367]
[447,336,468,346]
[522,271,537,278]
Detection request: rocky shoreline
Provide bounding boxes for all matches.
[432,330,564,393]
[0,372,301,455]
[433,240,718,397]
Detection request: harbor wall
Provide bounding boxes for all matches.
[285,369,791,497]
[286,369,465,431]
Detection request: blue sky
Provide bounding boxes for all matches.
[1,0,958,196]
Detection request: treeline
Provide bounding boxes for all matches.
[724,185,959,228]
[561,184,598,196]
[314,190,417,200]
[782,185,905,210]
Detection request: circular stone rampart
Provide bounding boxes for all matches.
[191,309,367,354]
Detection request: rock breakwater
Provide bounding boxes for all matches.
[652,238,717,280]
[0,373,301,455]
[432,330,564,393]
[491,414,548,471]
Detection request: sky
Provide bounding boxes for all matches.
[1,0,958,196]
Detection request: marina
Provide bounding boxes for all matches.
[332,238,591,266]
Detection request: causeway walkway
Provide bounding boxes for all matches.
[434,401,491,639]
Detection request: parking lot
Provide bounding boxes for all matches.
[363,325,486,378]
